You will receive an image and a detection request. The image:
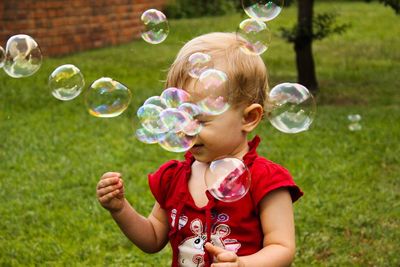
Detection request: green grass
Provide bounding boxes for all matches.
[1,1,399,266]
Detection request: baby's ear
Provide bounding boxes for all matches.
[242,104,263,133]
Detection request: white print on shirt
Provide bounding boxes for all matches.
[178,214,242,267]
[171,208,188,230]
[178,219,207,267]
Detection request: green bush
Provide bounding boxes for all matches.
[164,0,237,19]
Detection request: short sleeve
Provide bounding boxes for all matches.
[148,160,179,209]
[250,158,303,207]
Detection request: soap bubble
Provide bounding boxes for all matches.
[135,127,161,144]
[49,64,85,101]
[144,95,168,109]
[237,18,271,55]
[347,114,361,122]
[206,158,251,202]
[178,103,203,136]
[0,46,5,68]
[158,131,196,153]
[242,0,284,22]
[137,104,168,134]
[195,69,230,115]
[266,83,316,134]
[161,87,191,108]
[160,108,191,133]
[85,77,131,118]
[348,123,362,131]
[141,9,169,44]
[3,34,42,78]
[188,52,213,78]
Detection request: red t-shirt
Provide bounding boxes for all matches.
[148,136,303,267]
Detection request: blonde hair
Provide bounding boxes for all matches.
[166,32,269,109]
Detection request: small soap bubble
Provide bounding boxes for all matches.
[49,64,85,101]
[266,83,316,134]
[135,127,161,144]
[158,131,196,153]
[137,104,168,134]
[237,18,271,55]
[160,108,191,133]
[188,52,213,78]
[144,96,168,109]
[242,0,284,21]
[178,103,203,136]
[141,9,169,44]
[178,102,202,118]
[3,34,42,78]
[0,46,5,68]
[347,114,361,122]
[160,87,191,108]
[206,158,251,202]
[182,119,203,136]
[348,123,362,131]
[85,77,131,118]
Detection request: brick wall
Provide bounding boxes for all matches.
[0,0,167,57]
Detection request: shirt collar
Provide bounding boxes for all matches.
[183,135,261,166]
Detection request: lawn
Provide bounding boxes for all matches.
[0,1,399,266]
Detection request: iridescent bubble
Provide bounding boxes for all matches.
[141,9,169,44]
[0,46,5,68]
[266,83,316,134]
[178,103,203,136]
[242,0,284,22]
[158,131,195,153]
[197,96,230,116]
[178,103,202,118]
[137,104,168,134]
[3,34,42,78]
[347,114,361,122]
[348,123,362,131]
[144,95,168,109]
[85,77,131,118]
[196,69,230,115]
[49,64,85,101]
[206,158,251,202]
[237,18,271,55]
[188,52,213,78]
[160,87,191,108]
[160,108,191,133]
[135,127,162,144]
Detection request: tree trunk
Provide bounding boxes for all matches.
[294,0,319,94]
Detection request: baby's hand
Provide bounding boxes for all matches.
[205,242,244,267]
[96,172,125,213]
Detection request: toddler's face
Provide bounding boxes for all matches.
[189,106,249,163]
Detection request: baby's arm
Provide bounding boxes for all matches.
[97,172,169,253]
[206,188,295,267]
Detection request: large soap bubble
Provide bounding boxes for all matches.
[237,18,271,55]
[85,77,131,118]
[206,158,251,202]
[3,34,42,78]
[49,64,85,101]
[141,9,169,44]
[195,69,230,115]
[242,0,284,22]
[266,83,316,134]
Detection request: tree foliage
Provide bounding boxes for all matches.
[280,12,350,43]
[379,0,400,13]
